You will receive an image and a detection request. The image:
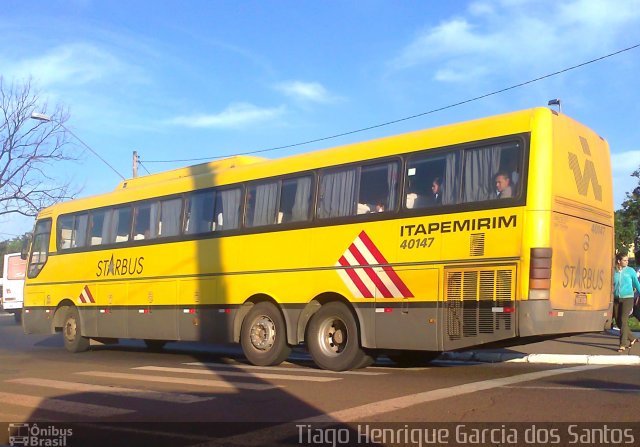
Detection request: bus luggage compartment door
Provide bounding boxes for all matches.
[373,267,439,351]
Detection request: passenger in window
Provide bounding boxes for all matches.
[494,171,513,199]
[374,201,385,213]
[429,177,443,205]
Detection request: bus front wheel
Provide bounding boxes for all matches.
[307,301,372,371]
[62,307,90,353]
[241,302,291,366]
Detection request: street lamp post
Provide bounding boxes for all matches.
[30,112,126,180]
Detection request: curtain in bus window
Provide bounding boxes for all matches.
[318,168,356,218]
[219,188,241,230]
[442,152,459,205]
[291,176,312,222]
[252,182,278,227]
[101,210,114,244]
[386,162,399,210]
[159,198,182,237]
[462,145,501,203]
[74,214,88,248]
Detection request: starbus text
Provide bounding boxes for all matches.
[96,256,145,277]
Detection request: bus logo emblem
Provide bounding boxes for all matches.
[336,231,413,299]
[568,136,602,201]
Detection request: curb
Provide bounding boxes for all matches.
[440,351,640,365]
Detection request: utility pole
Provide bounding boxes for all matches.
[133,151,139,178]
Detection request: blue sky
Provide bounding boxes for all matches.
[1,0,640,238]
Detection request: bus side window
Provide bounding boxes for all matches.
[405,156,448,209]
[133,202,158,240]
[358,161,399,214]
[88,210,107,246]
[317,167,357,219]
[280,175,312,223]
[109,206,132,244]
[215,187,242,230]
[246,181,279,228]
[158,197,182,237]
[57,214,88,250]
[184,190,215,235]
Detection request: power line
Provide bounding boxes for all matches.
[138,160,152,175]
[144,42,640,164]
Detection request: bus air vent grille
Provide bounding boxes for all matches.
[470,233,485,256]
[445,267,515,340]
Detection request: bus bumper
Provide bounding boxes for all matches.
[1,299,22,311]
[518,300,609,337]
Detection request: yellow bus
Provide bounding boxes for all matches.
[22,107,613,371]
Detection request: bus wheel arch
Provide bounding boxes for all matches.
[54,301,90,353]
[238,296,292,366]
[233,294,295,344]
[300,292,374,348]
[52,299,77,333]
[305,294,374,371]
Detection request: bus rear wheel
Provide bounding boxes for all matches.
[241,302,291,366]
[62,307,90,353]
[307,301,372,371]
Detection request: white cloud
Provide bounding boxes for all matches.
[3,43,142,88]
[392,0,640,82]
[168,102,286,129]
[275,81,337,104]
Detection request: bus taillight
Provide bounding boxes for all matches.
[529,247,552,299]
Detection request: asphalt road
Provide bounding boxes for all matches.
[0,312,639,447]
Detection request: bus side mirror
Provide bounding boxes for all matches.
[20,234,32,260]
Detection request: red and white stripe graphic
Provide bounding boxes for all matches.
[78,285,95,304]
[336,231,413,299]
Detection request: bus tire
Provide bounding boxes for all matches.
[13,310,22,324]
[62,306,90,353]
[307,301,372,371]
[144,340,168,351]
[241,302,291,366]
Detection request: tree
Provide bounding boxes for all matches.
[616,169,640,256]
[1,77,78,219]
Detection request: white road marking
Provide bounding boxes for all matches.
[75,371,278,391]
[300,365,609,422]
[219,365,610,446]
[134,365,340,382]
[183,361,387,376]
[0,391,134,418]
[504,385,640,392]
[6,378,214,403]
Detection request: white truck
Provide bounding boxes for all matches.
[1,252,26,323]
